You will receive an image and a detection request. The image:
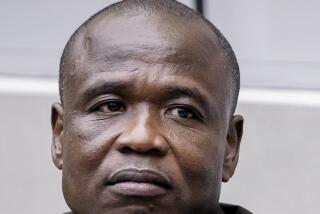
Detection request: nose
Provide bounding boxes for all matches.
[114,106,169,156]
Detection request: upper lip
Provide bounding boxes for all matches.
[107,168,172,189]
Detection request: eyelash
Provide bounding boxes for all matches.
[166,105,204,121]
[89,101,203,121]
[89,100,126,113]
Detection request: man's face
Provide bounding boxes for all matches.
[52,13,243,214]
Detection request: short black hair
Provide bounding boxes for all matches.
[59,0,240,113]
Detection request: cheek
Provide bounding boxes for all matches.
[61,114,126,213]
[63,114,123,174]
[167,124,226,190]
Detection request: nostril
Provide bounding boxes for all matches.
[119,146,134,154]
[148,148,165,156]
[117,145,165,156]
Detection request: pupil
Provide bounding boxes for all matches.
[178,108,189,118]
[107,102,120,111]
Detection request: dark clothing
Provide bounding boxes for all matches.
[220,203,252,214]
[64,203,252,214]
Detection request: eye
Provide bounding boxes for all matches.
[167,106,201,120]
[92,100,126,113]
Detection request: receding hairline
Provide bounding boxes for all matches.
[59,0,240,114]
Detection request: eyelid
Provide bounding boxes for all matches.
[87,97,125,112]
[166,104,205,120]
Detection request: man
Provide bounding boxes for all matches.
[51,0,251,213]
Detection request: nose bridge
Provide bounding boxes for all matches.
[115,104,168,155]
[132,104,155,142]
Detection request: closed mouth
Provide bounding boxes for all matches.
[106,168,172,196]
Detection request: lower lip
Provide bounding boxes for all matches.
[109,182,168,197]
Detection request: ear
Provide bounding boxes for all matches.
[51,102,64,170]
[222,115,244,182]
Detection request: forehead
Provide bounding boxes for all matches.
[68,12,226,69]
[63,12,231,111]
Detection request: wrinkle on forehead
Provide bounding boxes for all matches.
[78,44,216,70]
[68,13,223,73]
[63,12,231,114]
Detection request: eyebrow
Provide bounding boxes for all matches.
[80,80,211,113]
[82,80,130,102]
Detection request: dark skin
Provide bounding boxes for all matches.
[51,12,243,214]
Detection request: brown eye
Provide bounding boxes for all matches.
[177,108,194,119]
[95,101,125,113]
[168,107,199,120]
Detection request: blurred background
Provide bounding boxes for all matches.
[0,0,319,213]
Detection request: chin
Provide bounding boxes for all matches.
[110,205,155,214]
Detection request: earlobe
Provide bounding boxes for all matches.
[51,102,64,170]
[222,115,244,182]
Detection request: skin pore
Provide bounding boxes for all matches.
[51,9,243,214]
